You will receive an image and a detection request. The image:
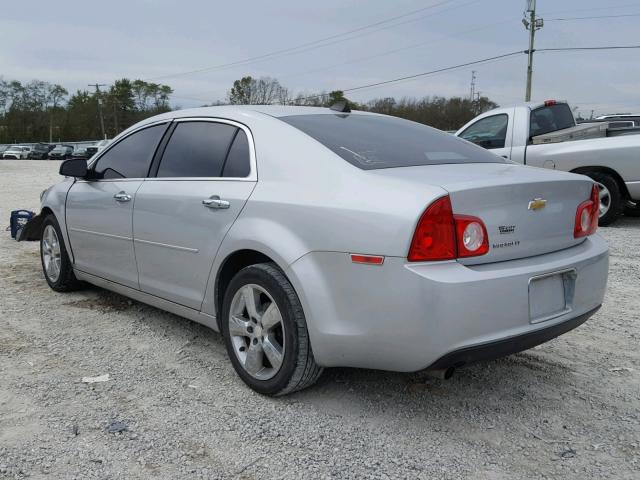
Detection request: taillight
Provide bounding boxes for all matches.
[454,215,489,257]
[574,184,599,238]
[408,196,489,261]
[408,196,456,261]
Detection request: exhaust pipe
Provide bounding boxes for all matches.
[425,367,455,380]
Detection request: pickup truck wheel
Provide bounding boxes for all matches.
[587,173,622,226]
[221,262,323,396]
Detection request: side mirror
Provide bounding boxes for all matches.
[59,158,88,178]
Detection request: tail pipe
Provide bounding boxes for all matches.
[425,367,455,380]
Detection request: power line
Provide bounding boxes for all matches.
[537,45,640,52]
[547,13,640,21]
[281,17,515,81]
[292,51,523,102]
[542,3,640,16]
[143,0,472,81]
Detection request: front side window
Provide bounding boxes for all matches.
[459,114,509,149]
[157,121,238,178]
[280,114,505,170]
[93,123,167,179]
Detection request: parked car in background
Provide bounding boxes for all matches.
[456,100,640,225]
[71,146,95,160]
[48,145,74,160]
[2,145,32,159]
[22,105,608,395]
[95,139,111,153]
[0,145,11,157]
[28,143,51,159]
[85,146,99,157]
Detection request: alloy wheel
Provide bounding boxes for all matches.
[228,284,285,380]
[42,225,62,282]
[597,182,611,218]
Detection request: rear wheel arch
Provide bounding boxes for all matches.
[214,249,283,329]
[570,166,630,199]
[571,167,624,225]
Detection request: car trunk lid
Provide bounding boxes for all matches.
[377,163,594,265]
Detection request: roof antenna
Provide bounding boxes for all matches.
[330,100,351,113]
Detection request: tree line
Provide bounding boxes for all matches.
[0,74,497,143]
[0,78,173,144]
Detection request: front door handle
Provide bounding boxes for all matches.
[114,191,132,202]
[202,195,230,209]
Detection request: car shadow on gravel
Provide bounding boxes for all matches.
[293,349,576,418]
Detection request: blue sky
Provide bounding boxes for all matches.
[1,0,639,116]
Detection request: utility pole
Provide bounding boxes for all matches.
[523,0,543,101]
[88,83,107,139]
[469,70,477,102]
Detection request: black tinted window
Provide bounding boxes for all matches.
[459,114,508,149]
[222,130,251,177]
[280,114,504,170]
[530,104,575,137]
[157,122,237,177]
[94,124,166,179]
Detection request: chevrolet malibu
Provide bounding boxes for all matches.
[23,105,609,395]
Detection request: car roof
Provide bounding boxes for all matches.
[148,105,375,122]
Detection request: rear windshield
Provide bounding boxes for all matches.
[280,113,505,170]
[530,104,575,137]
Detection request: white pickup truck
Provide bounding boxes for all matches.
[456,100,640,225]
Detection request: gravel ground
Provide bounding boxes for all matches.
[0,160,638,479]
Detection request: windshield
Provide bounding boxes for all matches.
[280,113,505,170]
[530,104,575,137]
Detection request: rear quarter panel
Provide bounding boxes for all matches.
[525,135,640,184]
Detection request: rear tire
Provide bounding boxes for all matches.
[40,214,83,292]
[221,262,323,396]
[586,172,622,226]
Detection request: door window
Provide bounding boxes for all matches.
[93,123,167,179]
[157,121,238,178]
[222,130,251,178]
[459,114,509,149]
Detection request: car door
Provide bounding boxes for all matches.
[133,119,257,309]
[65,122,169,289]
[457,113,512,159]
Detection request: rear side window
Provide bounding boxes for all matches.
[93,123,167,179]
[157,121,238,177]
[280,114,504,170]
[458,114,508,149]
[222,130,251,178]
[530,104,575,137]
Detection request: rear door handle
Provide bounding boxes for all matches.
[114,191,132,202]
[202,195,230,209]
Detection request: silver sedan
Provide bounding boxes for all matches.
[24,105,609,395]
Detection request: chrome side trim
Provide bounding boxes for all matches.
[74,269,219,332]
[68,227,131,241]
[134,238,199,253]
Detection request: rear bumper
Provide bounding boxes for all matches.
[426,305,599,370]
[287,235,608,371]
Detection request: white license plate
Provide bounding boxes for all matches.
[528,269,576,324]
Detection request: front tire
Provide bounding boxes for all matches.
[221,262,323,396]
[40,215,83,291]
[586,172,622,226]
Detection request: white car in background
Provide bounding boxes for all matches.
[95,139,111,153]
[2,145,32,159]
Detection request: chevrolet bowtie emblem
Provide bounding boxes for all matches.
[528,198,547,211]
